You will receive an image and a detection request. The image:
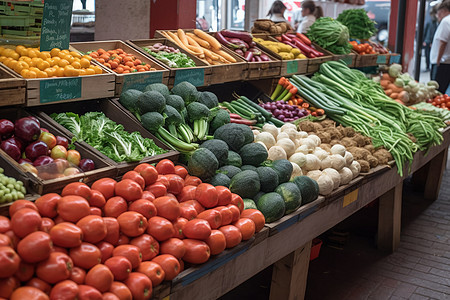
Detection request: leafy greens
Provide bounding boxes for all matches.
[307,17,353,54]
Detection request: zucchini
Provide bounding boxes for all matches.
[238,96,273,119]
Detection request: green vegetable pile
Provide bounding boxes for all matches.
[412,102,450,124]
[307,17,353,54]
[51,112,166,162]
[143,48,196,68]
[337,9,377,40]
[0,167,26,203]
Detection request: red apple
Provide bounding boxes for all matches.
[25,141,49,161]
[51,145,68,159]
[79,158,95,172]
[41,128,49,133]
[33,155,54,167]
[18,158,32,164]
[55,136,69,149]
[64,167,81,176]
[67,149,81,166]
[39,131,57,149]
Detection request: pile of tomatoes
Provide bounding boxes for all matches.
[427,94,450,109]
[0,159,265,299]
[88,48,157,74]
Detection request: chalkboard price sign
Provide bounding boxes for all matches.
[40,0,73,51]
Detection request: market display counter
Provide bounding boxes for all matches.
[149,127,450,300]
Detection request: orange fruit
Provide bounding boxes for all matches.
[71,61,81,69]
[85,68,96,75]
[27,49,38,58]
[37,71,48,78]
[24,70,37,78]
[54,67,65,77]
[37,60,50,71]
[80,58,91,68]
[50,48,61,57]
[82,55,92,61]
[44,67,56,77]
[70,51,81,59]
[58,59,70,67]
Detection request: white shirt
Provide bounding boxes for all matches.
[297,15,316,34]
[431,15,450,64]
[270,13,287,23]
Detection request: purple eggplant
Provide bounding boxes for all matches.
[260,54,271,61]
[214,32,243,49]
[227,38,249,49]
[244,51,254,61]
[25,141,49,161]
[235,49,244,56]
[14,117,41,142]
[0,119,14,140]
[249,41,256,47]
[247,48,262,56]
[79,158,95,172]
[1,139,21,161]
[254,55,262,62]
[33,155,54,167]
[220,30,253,44]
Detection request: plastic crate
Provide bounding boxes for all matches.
[310,238,323,261]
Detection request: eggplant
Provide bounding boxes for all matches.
[254,55,262,62]
[214,32,243,49]
[260,54,271,61]
[220,30,253,44]
[0,119,14,140]
[1,139,21,162]
[235,49,244,56]
[244,51,254,62]
[227,38,249,49]
[79,158,95,172]
[25,141,49,161]
[14,117,41,142]
[247,47,262,56]
[249,41,256,47]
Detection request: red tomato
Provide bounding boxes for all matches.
[205,229,226,255]
[90,207,103,216]
[156,176,169,188]
[103,292,120,300]
[147,217,174,242]
[26,278,51,295]
[57,195,90,223]
[117,234,130,246]
[103,218,120,246]
[97,241,114,263]
[153,196,180,221]
[117,212,148,237]
[195,183,218,208]
[105,256,131,281]
[109,282,132,300]
[184,175,202,186]
[214,206,233,226]
[216,186,232,206]
[103,196,128,218]
[89,190,107,208]
[78,285,102,300]
[35,193,60,218]
[0,216,11,233]
[0,234,11,247]
[156,159,175,175]
[178,258,184,272]
[124,272,152,300]
[136,261,165,287]
[240,209,265,233]
[53,215,65,225]
[36,252,73,284]
[130,234,159,261]
[10,287,49,300]
[179,203,198,220]
[165,174,184,195]
[14,261,34,282]
[69,266,86,284]
[182,239,211,264]
[61,182,92,200]
[51,246,68,254]
[69,242,101,270]
[112,245,142,269]
[197,209,222,229]
[122,171,145,190]
[85,264,114,293]
[40,217,55,233]
[9,199,38,217]
[49,280,79,300]
[17,231,52,263]
[151,254,180,281]
[128,199,157,219]
[3,230,19,248]
[178,185,197,203]
[134,164,158,186]
[0,277,19,298]
[227,204,240,223]
[11,208,41,238]
[182,200,204,214]
[172,217,188,239]
[233,218,255,240]
[160,238,186,259]
[140,191,155,202]
[174,165,188,179]
[115,179,143,202]
[50,222,83,248]
[183,219,211,240]
[77,215,107,244]
[230,194,244,213]
[219,225,242,248]
[145,182,167,198]
[92,178,117,200]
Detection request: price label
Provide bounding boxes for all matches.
[391,55,401,64]
[174,68,205,87]
[343,189,359,207]
[40,77,82,103]
[286,60,298,74]
[376,55,387,64]
[122,72,163,92]
[40,0,73,51]
[343,55,354,66]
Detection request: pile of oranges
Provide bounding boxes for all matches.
[0,45,103,78]
[88,48,156,74]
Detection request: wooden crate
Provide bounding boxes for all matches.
[0,107,117,194]
[253,33,307,77]
[0,64,26,106]
[70,40,170,96]
[154,29,248,84]
[306,43,333,74]
[331,51,357,68]
[127,38,212,88]
[31,99,179,175]
[354,51,378,67]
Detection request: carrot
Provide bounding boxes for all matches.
[387,83,402,93]
[194,29,221,50]
[380,80,390,89]
[381,73,391,81]
[203,48,220,61]
[390,93,399,99]
[205,57,213,64]
[166,31,205,58]
[186,33,211,49]
[177,29,189,46]
[384,89,393,96]
[211,48,236,63]
[175,30,204,55]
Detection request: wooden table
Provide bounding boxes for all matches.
[154,127,450,300]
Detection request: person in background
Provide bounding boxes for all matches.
[267,1,289,24]
[296,1,324,34]
[430,1,450,93]
[423,7,438,71]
